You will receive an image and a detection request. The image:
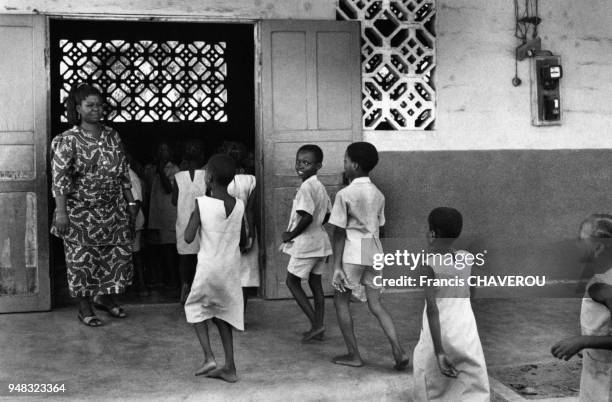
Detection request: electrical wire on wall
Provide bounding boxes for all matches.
[512,0,541,86]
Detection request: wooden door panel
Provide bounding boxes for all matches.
[0,15,50,312]
[261,20,361,299]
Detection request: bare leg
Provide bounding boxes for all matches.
[77,296,94,316]
[365,286,409,370]
[332,290,363,367]
[193,320,217,376]
[303,274,325,341]
[206,318,238,383]
[179,255,195,304]
[286,273,316,329]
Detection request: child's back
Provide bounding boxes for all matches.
[413,250,489,401]
[331,176,384,266]
[184,195,245,330]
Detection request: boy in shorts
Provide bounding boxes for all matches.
[282,144,332,342]
[329,142,409,369]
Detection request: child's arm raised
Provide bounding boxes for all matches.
[423,264,458,378]
[552,282,612,360]
[282,210,313,243]
[184,200,201,244]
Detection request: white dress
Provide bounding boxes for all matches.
[579,269,612,402]
[413,250,490,401]
[174,169,207,255]
[184,196,245,330]
[228,174,260,287]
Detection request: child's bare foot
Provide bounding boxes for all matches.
[302,326,325,342]
[332,354,364,367]
[393,355,410,371]
[206,367,238,383]
[195,360,217,376]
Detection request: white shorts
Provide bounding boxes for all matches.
[343,263,382,290]
[287,256,327,279]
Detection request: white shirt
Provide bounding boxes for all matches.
[328,177,385,265]
[282,175,332,258]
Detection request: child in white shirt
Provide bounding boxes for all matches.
[281,145,332,342]
[329,142,409,369]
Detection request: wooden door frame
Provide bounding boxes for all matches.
[0,15,51,312]
[45,15,266,300]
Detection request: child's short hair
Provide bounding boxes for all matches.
[346,142,378,172]
[582,214,612,239]
[428,207,463,239]
[207,154,236,186]
[297,144,324,163]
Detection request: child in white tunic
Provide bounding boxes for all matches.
[413,207,490,402]
[172,141,207,304]
[552,214,612,402]
[225,141,259,315]
[184,154,244,383]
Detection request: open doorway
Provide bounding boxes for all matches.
[48,19,256,306]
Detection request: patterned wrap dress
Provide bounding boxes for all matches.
[50,126,133,298]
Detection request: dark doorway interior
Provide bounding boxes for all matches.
[49,19,255,306]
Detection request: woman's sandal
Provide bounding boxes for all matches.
[77,312,103,327]
[93,297,127,318]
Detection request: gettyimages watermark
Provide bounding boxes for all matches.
[358,237,602,298]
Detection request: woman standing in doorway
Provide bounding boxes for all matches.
[51,83,137,327]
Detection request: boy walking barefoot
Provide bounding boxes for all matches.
[329,142,409,369]
[282,145,332,342]
[184,154,245,383]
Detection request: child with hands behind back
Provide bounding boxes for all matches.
[281,144,332,342]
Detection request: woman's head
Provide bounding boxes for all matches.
[65,83,104,126]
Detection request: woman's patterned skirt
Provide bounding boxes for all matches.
[63,240,133,297]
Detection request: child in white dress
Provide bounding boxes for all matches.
[552,214,612,401]
[413,207,490,401]
[225,141,259,314]
[184,154,245,383]
[172,141,207,304]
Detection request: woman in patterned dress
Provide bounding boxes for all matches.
[51,83,138,327]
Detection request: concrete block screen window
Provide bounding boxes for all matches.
[337,0,436,130]
[58,39,228,123]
